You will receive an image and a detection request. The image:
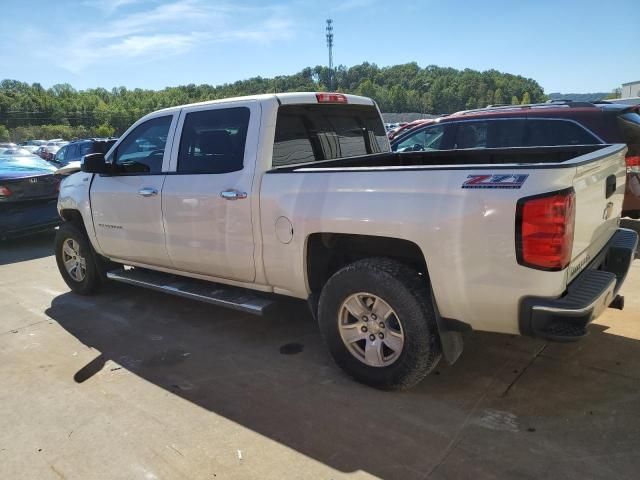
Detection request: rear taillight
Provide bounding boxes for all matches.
[626,155,640,174]
[516,189,576,271]
[316,93,348,104]
[0,186,12,197]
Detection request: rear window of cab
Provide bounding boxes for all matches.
[272,104,389,167]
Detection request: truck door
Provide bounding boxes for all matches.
[161,101,258,282]
[90,113,177,267]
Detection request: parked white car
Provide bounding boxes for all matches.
[55,92,637,389]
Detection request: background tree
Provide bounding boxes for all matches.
[521,91,531,104]
[0,124,9,142]
[94,123,115,137]
[606,88,622,99]
[0,63,547,140]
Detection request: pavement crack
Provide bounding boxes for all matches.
[169,444,184,457]
[501,343,548,397]
[0,320,50,336]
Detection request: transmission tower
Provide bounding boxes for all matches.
[326,19,334,91]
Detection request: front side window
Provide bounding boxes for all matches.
[272,104,389,167]
[55,146,67,163]
[394,124,446,152]
[526,119,599,146]
[454,122,488,149]
[112,115,172,174]
[177,107,250,174]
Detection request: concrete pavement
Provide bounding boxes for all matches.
[1,223,639,480]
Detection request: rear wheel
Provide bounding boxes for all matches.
[318,258,442,390]
[55,223,104,295]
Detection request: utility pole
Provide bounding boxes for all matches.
[326,19,334,91]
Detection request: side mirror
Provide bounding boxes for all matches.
[81,153,111,174]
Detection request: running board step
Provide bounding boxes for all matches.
[106,269,276,315]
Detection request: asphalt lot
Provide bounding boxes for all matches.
[1,222,639,480]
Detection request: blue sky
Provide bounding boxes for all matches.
[1,0,637,93]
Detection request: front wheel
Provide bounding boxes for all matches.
[55,223,103,295]
[318,258,442,390]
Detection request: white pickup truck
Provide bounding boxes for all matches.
[56,92,638,389]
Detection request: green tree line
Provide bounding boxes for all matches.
[0,62,545,141]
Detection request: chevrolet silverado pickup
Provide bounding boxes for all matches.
[55,92,638,389]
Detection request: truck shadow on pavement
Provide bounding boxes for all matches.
[0,230,56,265]
[45,276,640,480]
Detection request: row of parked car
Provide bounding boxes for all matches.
[0,137,118,239]
[0,139,69,162]
[387,99,640,218]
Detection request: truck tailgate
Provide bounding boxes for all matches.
[568,144,628,282]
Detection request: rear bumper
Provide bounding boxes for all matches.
[0,199,60,239]
[519,228,638,342]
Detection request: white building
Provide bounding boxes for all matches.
[621,81,640,98]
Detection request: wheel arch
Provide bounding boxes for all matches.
[59,208,90,237]
[305,232,466,364]
[305,233,428,294]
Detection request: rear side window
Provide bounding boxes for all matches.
[526,120,600,146]
[178,107,250,174]
[489,120,526,148]
[272,104,389,167]
[454,122,488,149]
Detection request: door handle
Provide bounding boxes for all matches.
[138,187,158,197]
[220,190,247,200]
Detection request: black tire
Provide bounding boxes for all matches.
[318,258,442,390]
[55,222,104,295]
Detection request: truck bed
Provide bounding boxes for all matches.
[260,143,628,336]
[268,144,609,172]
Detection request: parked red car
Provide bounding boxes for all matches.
[390,100,640,218]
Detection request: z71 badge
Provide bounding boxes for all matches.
[462,174,529,189]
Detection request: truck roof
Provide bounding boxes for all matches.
[154,92,376,115]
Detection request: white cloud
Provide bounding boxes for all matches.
[83,0,146,14]
[45,0,294,73]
